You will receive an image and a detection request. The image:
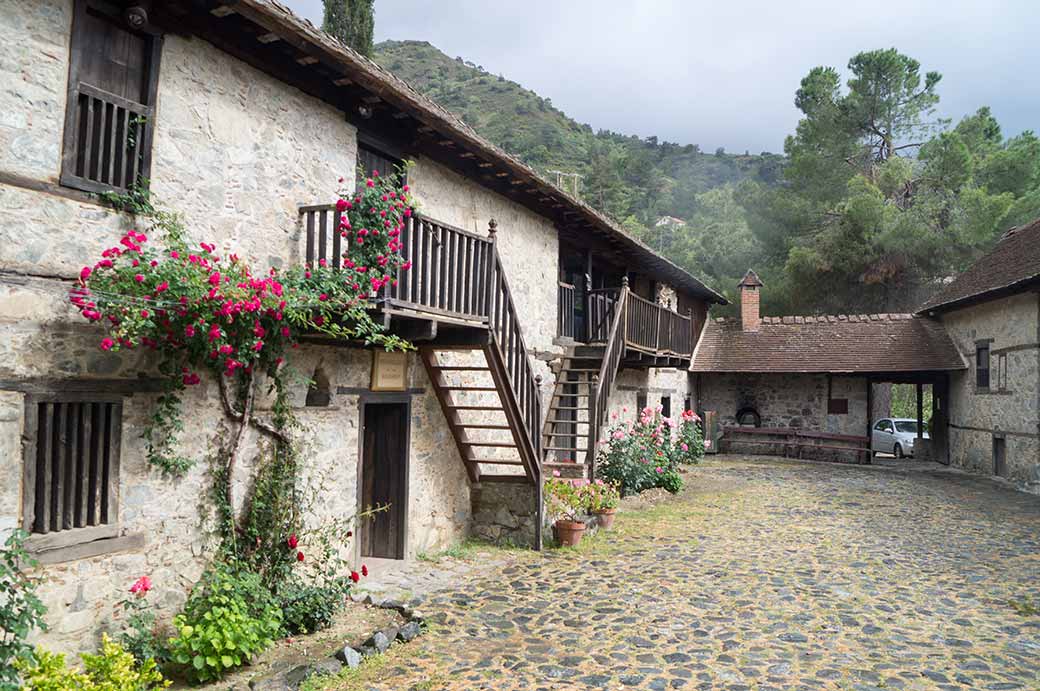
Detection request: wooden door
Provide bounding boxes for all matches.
[360,402,408,559]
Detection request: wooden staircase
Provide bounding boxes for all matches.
[421,345,538,484]
[542,346,605,478]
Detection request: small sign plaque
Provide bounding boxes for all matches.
[371,350,409,391]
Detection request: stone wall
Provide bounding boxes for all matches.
[940,293,1040,491]
[0,0,552,654]
[697,372,869,437]
[470,482,538,547]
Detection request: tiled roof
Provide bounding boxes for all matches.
[918,218,1040,314]
[690,313,966,374]
[217,1,726,304]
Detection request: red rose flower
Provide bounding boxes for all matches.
[350,571,360,583]
[287,534,298,549]
[361,564,368,577]
[296,551,305,562]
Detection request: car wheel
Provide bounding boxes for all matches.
[894,443,904,459]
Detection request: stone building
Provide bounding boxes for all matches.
[917,220,1040,492]
[0,0,722,652]
[691,271,965,461]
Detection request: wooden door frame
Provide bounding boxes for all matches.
[356,393,412,561]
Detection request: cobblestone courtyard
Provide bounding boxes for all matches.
[342,457,1040,690]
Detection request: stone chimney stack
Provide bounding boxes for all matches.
[738,270,764,332]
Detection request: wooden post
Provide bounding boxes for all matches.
[865,378,873,464]
[484,219,497,323]
[916,382,924,444]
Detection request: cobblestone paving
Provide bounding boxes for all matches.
[358,457,1040,690]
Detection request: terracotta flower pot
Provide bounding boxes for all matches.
[555,519,586,547]
[593,508,617,530]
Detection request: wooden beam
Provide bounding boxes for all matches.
[478,162,494,168]
[210,6,236,17]
[361,95,381,104]
[257,32,280,43]
[333,77,353,86]
[296,55,319,65]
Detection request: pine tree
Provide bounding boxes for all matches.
[322,0,374,57]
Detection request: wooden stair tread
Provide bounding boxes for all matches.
[545,420,590,426]
[466,458,525,465]
[546,432,590,439]
[463,441,517,448]
[549,405,586,411]
[545,446,589,451]
[430,366,490,371]
[441,386,498,391]
[479,474,529,483]
[457,424,511,430]
[447,405,504,411]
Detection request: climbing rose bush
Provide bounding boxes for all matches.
[70,173,412,473]
[595,406,685,496]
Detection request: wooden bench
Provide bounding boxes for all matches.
[720,426,871,465]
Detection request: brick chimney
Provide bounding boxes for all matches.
[738,270,764,332]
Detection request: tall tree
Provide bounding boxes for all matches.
[323,0,375,57]
[740,49,1040,313]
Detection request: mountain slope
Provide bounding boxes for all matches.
[373,40,782,229]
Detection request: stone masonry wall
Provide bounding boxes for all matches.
[940,293,1040,492]
[0,0,551,653]
[698,373,869,437]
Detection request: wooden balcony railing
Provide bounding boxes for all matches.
[587,288,620,343]
[557,282,575,339]
[61,83,153,194]
[301,208,493,322]
[624,292,693,357]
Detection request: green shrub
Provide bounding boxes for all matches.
[657,469,684,494]
[16,635,169,691]
[167,565,282,683]
[1,529,48,691]
[596,408,677,496]
[671,411,706,465]
[276,578,350,635]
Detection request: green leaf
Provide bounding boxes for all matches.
[193,654,205,670]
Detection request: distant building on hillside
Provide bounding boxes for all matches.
[656,215,686,229]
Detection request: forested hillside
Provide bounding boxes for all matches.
[373,41,781,229]
[374,41,1040,314]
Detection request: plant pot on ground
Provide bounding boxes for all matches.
[554,519,586,546]
[585,479,621,530]
[544,474,589,547]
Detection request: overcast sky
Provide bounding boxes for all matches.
[283,1,1038,154]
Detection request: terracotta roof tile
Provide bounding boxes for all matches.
[919,217,1040,313]
[691,314,966,374]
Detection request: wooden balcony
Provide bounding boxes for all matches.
[560,283,695,368]
[301,205,493,333]
[298,205,543,497]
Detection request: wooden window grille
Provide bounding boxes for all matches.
[976,344,991,389]
[60,0,162,195]
[22,394,123,548]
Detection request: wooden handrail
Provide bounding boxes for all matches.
[587,286,630,477]
[486,233,542,484]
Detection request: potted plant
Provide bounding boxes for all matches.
[585,479,620,529]
[544,474,587,547]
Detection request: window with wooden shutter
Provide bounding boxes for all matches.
[22,394,123,551]
[60,0,162,195]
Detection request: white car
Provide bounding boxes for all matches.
[871,418,928,458]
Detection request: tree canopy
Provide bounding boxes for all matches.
[322,0,374,57]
